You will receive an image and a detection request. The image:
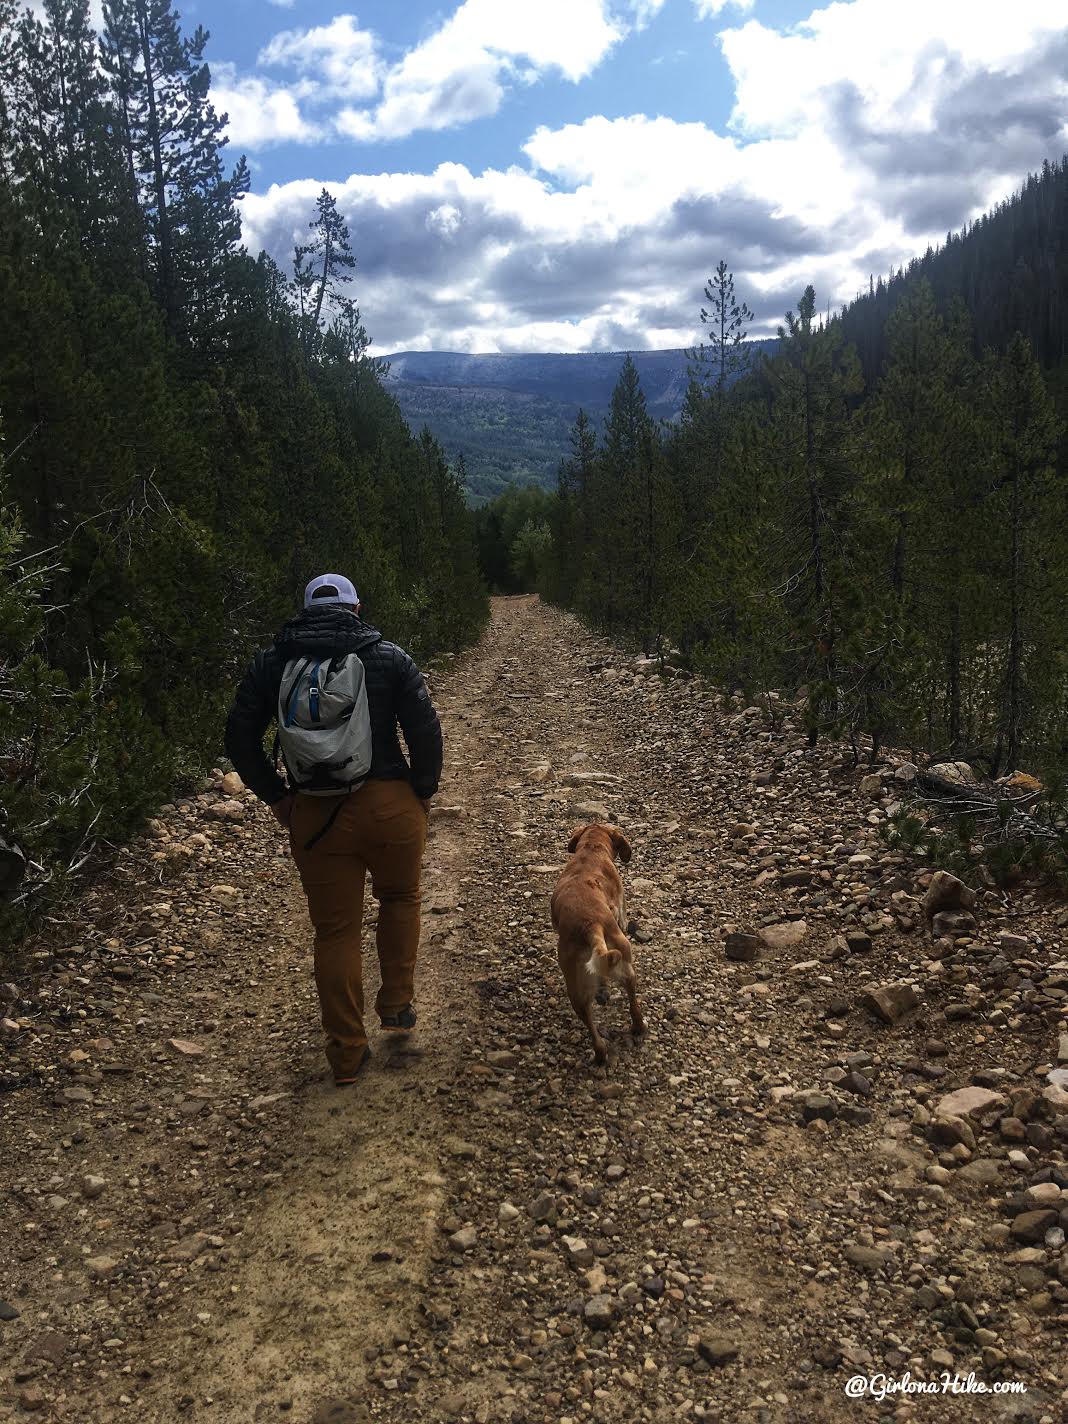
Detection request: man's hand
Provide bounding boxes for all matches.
[270,794,294,828]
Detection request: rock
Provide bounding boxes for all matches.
[860,773,884,798]
[528,1192,556,1222]
[570,801,611,822]
[894,763,919,783]
[759,920,808,951]
[561,1236,594,1267]
[86,1255,119,1278]
[1024,1183,1062,1208]
[220,771,244,796]
[211,798,246,822]
[935,1087,1007,1119]
[922,871,976,920]
[724,932,762,963]
[779,869,812,887]
[958,1158,1004,1187]
[800,1092,837,1122]
[55,1086,93,1106]
[845,931,873,954]
[448,1226,478,1253]
[697,1336,740,1366]
[844,1243,892,1272]
[928,761,979,787]
[80,1175,106,1200]
[1058,1033,1068,1065]
[486,1050,517,1069]
[498,1202,520,1224]
[0,1299,20,1320]
[932,911,976,938]
[929,1115,975,1151]
[583,1296,616,1329]
[18,1387,45,1413]
[166,1038,205,1057]
[861,982,919,1024]
[1010,1210,1058,1243]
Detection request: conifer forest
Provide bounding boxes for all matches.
[497,166,1068,824]
[0,0,485,936]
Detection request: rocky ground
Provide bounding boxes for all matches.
[1,594,1066,1424]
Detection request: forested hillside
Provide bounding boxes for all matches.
[0,0,485,939]
[484,212,1068,846]
[385,344,775,502]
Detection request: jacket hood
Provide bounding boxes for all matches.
[274,607,383,659]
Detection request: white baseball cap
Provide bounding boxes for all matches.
[304,573,359,608]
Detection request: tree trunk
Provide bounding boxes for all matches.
[1005,466,1024,772]
[137,4,176,334]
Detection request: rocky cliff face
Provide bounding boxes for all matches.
[383,344,777,501]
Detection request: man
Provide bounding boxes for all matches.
[224,574,443,1085]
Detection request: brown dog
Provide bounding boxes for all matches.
[550,822,645,1063]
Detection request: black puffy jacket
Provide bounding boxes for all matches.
[224,608,443,804]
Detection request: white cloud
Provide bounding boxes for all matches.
[619,0,669,28]
[722,0,1067,137]
[340,0,624,141]
[259,14,382,99]
[212,65,321,149]
[238,0,1068,352]
[692,0,753,17]
[266,0,296,9]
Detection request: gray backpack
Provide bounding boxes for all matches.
[276,653,373,796]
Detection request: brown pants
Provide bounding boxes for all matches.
[290,780,428,1081]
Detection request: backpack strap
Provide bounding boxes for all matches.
[303,798,345,851]
[283,657,312,728]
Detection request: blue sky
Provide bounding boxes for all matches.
[198,0,1068,353]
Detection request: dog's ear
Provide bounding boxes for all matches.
[567,824,589,854]
[611,828,632,864]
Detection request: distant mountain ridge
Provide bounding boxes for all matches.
[382,344,775,502]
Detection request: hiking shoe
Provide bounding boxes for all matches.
[335,1045,371,1086]
[380,1004,417,1032]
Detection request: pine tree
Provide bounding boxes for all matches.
[294,188,357,361]
[987,333,1064,772]
[100,0,247,348]
[697,259,754,394]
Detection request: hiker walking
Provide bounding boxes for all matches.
[224,574,442,1085]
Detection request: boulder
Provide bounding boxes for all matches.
[922,871,976,921]
[928,761,979,787]
[935,1086,1007,1119]
[861,982,920,1024]
[724,932,762,963]
[759,920,808,951]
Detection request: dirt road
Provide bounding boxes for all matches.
[1,596,1064,1424]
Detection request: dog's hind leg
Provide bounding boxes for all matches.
[623,967,645,1039]
[566,979,607,1062]
[606,925,644,1039]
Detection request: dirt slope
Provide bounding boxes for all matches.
[1,595,1065,1424]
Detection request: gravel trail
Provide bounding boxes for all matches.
[1,595,1065,1424]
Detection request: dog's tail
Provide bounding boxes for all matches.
[586,923,624,975]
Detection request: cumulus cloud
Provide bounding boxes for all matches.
[258,14,382,99]
[238,0,1068,351]
[340,0,623,140]
[213,65,321,149]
